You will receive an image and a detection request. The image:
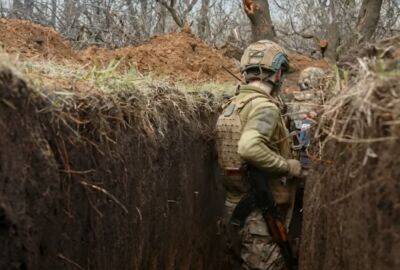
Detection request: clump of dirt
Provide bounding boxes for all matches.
[0,18,76,60]
[80,31,239,83]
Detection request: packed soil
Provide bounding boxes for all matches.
[0,18,329,86]
[300,39,400,270]
[301,139,400,270]
[0,18,77,60]
[0,66,227,270]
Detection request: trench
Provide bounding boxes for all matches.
[0,67,226,270]
[1,61,399,270]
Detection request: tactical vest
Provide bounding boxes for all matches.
[215,93,270,172]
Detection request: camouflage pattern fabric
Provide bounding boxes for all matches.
[220,84,294,205]
[224,201,286,270]
[219,84,296,270]
[240,40,289,73]
[298,67,325,91]
[288,90,322,121]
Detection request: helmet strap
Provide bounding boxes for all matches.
[263,68,284,94]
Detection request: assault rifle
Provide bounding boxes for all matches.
[230,165,297,270]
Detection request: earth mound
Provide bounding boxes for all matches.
[80,31,239,83]
[0,18,329,86]
[0,18,76,60]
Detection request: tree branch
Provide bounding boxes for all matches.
[157,0,184,27]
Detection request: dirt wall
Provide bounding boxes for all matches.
[0,67,226,270]
[301,139,400,270]
[300,79,400,270]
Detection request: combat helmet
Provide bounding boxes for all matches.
[298,67,325,91]
[240,40,290,85]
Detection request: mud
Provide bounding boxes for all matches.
[0,67,226,270]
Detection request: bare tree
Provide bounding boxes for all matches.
[197,0,209,39]
[154,2,167,34]
[157,0,199,28]
[357,0,384,42]
[24,0,33,18]
[0,0,396,59]
[50,0,57,27]
[243,0,275,41]
[11,0,23,18]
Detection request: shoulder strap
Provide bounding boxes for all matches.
[237,93,271,111]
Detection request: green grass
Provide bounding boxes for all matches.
[14,55,234,100]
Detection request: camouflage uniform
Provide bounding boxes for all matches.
[217,85,296,270]
[216,40,300,270]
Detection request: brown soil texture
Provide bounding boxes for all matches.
[0,18,76,60]
[300,139,400,270]
[0,67,227,269]
[300,70,400,269]
[80,31,239,83]
[0,19,328,86]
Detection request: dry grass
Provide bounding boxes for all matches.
[315,57,400,157]
[0,53,232,153]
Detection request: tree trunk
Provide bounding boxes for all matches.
[51,0,57,27]
[323,1,340,62]
[11,0,24,18]
[24,0,34,18]
[139,0,149,37]
[63,0,79,37]
[324,21,340,62]
[356,0,383,42]
[242,0,276,42]
[198,0,210,39]
[154,3,167,34]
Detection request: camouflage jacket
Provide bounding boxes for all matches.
[221,84,294,204]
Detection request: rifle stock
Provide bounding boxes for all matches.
[230,165,297,269]
[249,166,297,270]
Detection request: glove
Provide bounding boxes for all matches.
[286,159,302,177]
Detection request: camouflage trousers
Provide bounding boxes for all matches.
[224,200,286,270]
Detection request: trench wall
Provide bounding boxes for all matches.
[0,68,226,270]
[300,138,400,270]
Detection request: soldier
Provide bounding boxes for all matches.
[298,67,325,92]
[216,40,302,270]
[289,67,326,150]
[285,67,326,257]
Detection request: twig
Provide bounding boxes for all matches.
[80,181,129,214]
[57,254,85,270]
[60,169,96,174]
[135,206,142,222]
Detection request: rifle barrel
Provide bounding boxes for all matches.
[222,66,245,84]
